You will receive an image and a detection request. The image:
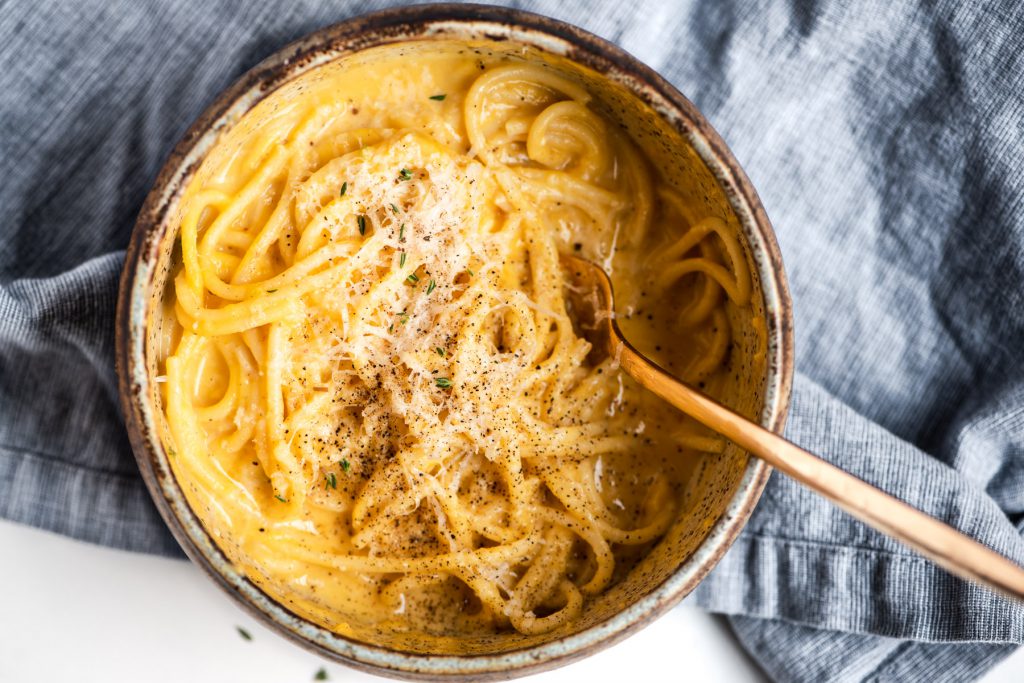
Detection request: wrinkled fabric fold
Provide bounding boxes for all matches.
[2,1,1023,681]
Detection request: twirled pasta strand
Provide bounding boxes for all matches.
[162,56,752,639]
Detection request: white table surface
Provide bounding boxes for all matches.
[1,519,1022,683]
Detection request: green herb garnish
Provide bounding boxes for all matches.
[426,279,436,294]
[340,181,347,197]
[429,94,447,101]
[341,458,351,473]
[326,472,337,489]
[237,627,252,641]
[399,224,406,242]
[399,168,413,181]
[435,346,445,357]
[390,203,400,214]
[357,214,367,236]
[399,252,407,267]
[266,289,278,293]
[167,448,176,458]
[406,272,420,284]
[314,669,329,681]
[466,268,475,277]
[435,377,453,389]
[274,495,288,503]
[398,311,410,324]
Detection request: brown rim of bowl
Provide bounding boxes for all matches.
[116,4,794,680]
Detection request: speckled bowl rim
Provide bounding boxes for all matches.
[116,4,794,680]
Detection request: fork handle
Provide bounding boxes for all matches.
[613,328,1024,601]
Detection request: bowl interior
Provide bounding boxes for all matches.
[120,8,790,679]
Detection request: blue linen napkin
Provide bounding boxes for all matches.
[2,2,1023,680]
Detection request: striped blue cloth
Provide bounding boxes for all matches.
[2,2,1023,680]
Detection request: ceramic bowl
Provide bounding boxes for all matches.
[116,4,793,679]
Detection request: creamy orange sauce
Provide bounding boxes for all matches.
[158,40,754,648]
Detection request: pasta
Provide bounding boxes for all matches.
[159,41,753,642]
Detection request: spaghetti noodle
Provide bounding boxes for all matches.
[160,41,753,640]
